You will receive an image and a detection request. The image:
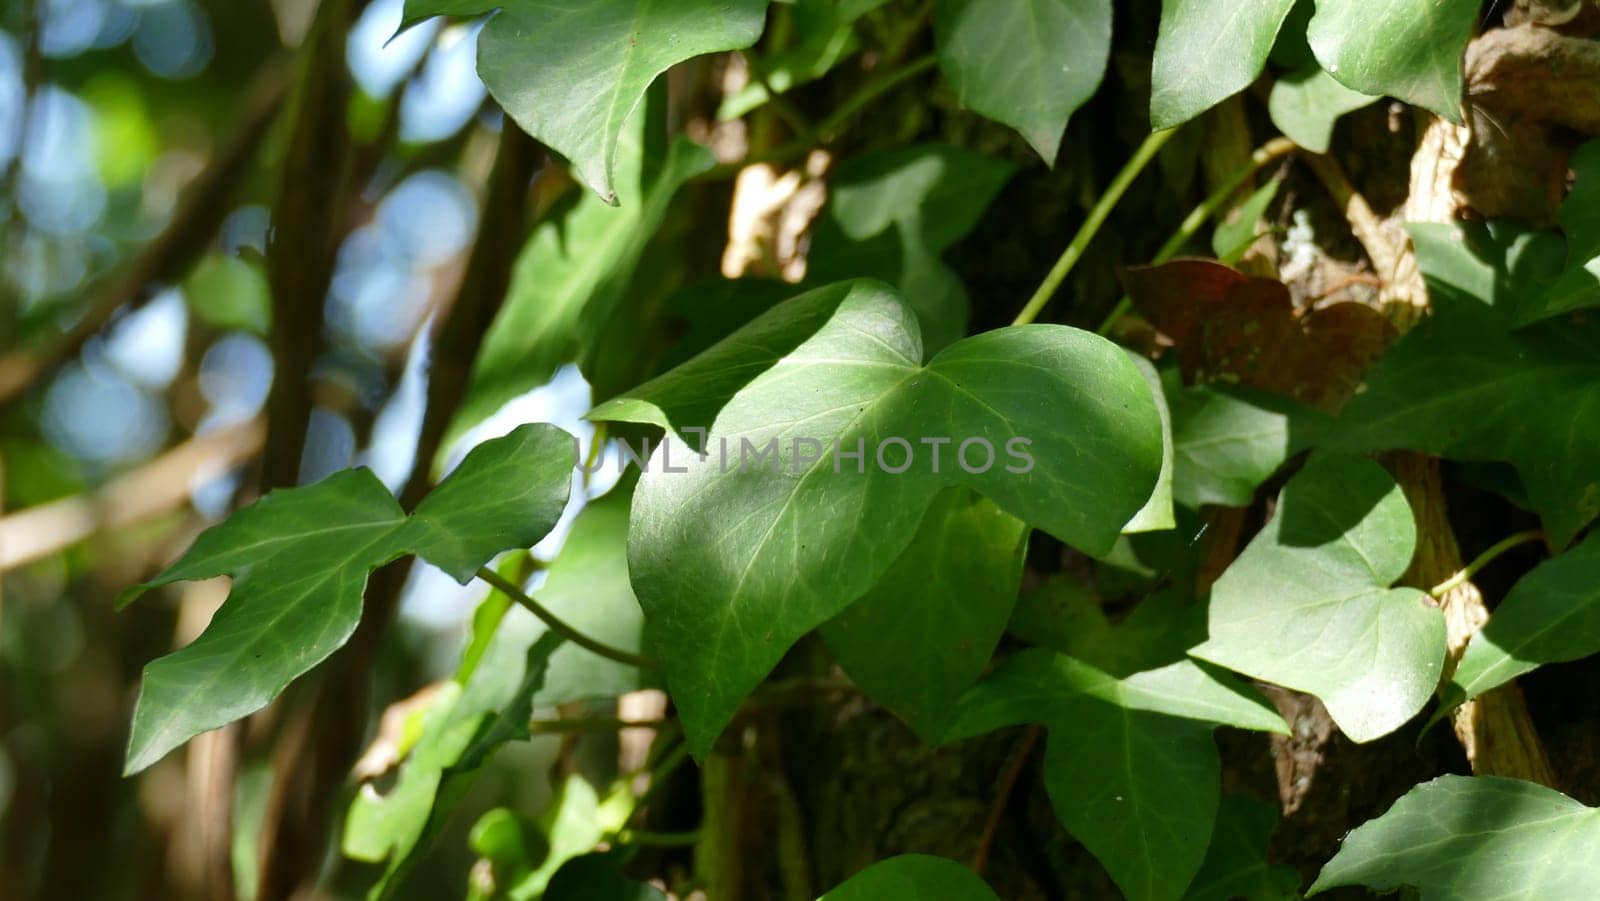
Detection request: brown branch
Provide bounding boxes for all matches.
[0,64,289,405]
[0,418,264,572]
[971,725,1042,876]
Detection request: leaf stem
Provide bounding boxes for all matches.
[1429,530,1546,597]
[1014,128,1177,327]
[1094,136,1298,335]
[617,828,702,847]
[475,566,661,670]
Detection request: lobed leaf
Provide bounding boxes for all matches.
[592,279,1164,757]
[1305,0,1477,121]
[1150,0,1299,130]
[1192,454,1446,742]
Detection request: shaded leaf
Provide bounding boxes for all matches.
[1268,65,1379,154]
[122,424,575,774]
[1326,223,1600,546]
[1311,776,1600,898]
[546,851,666,901]
[1125,355,1176,532]
[477,0,767,201]
[1122,259,1393,413]
[945,651,1287,901]
[1169,381,1305,509]
[818,854,999,900]
[1305,0,1478,121]
[808,144,1016,354]
[933,0,1111,165]
[1502,138,1600,325]
[1193,455,1446,742]
[1150,0,1299,129]
[592,280,1163,757]
[822,488,1029,740]
[1184,795,1301,900]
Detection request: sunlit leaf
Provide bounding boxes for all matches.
[1305,0,1477,121]
[592,279,1163,757]
[122,424,575,774]
[1150,0,1299,129]
[933,0,1111,165]
[1311,776,1600,898]
[476,0,767,201]
[1192,454,1446,742]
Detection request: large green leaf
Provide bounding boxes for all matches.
[448,105,713,444]
[592,279,1163,756]
[121,424,576,775]
[945,651,1287,901]
[1447,531,1595,706]
[1325,223,1600,547]
[818,854,1000,900]
[807,144,1015,354]
[822,488,1028,741]
[1150,0,1298,129]
[933,0,1111,165]
[1267,64,1379,154]
[1305,0,1477,121]
[401,0,499,30]
[1192,454,1446,742]
[1310,776,1600,898]
[1125,355,1176,532]
[476,0,767,201]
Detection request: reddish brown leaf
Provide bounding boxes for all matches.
[1121,258,1394,411]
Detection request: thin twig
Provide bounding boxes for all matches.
[972,725,1042,875]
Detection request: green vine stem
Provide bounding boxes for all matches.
[475,566,661,670]
[1095,135,1298,335]
[1013,128,1177,327]
[1429,530,1546,598]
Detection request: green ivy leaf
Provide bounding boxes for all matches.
[808,144,1016,354]
[1184,795,1301,900]
[1170,382,1304,510]
[401,1,499,31]
[1192,454,1446,742]
[945,651,1287,901]
[822,488,1029,741]
[1447,531,1596,707]
[1267,64,1378,154]
[477,0,767,202]
[818,854,999,900]
[1326,223,1600,547]
[1150,0,1299,130]
[1310,776,1600,898]
[448,103,713,445]
[933,0,1111,165]
[121,424,576,775]
[592,280,1163,757]
[1305,0,1477,121]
